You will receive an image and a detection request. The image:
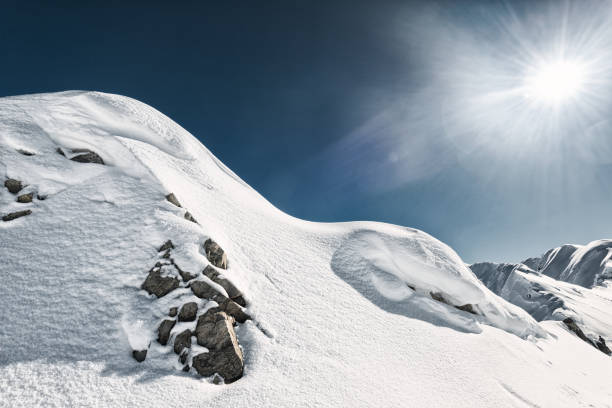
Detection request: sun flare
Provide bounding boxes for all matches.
[524,60,587,104]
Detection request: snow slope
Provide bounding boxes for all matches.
[1,91,611,407]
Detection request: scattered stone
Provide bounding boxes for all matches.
[36,194,47,201]
[70,149,104,164]
[141,264,180,298]
[455,304,477,315]
[178,302,198,322]
[56,147,66,156]
[203,265,246,307]
[157,319,176,345]
[17,193,33,203]
[563,318,594,346]
[430,292,445,303]
[204,239,227,269]
[184,211,198,224]
[217,297,250,324]
[17,149,34,156]
[179,349,189,364]
[596,336,611,356]
[169,307,178,317]
[173,329,192,355]
[158,240,175,252]
[132,349,147,362]
[2,210,32,222]
[182,365,191,372]
[4,179,23,194]
[165,193,182,208]
[190,280,222,299]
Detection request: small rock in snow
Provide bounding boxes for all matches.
[70,149,104,164]
[56,147,66,156]
[17,192,34,203]
[157,319,176,345]
[204,239,227,269]
[141,266,180,298]
[190,280,222,299]
[4,179,24,194]
[165,193,182,208]
[158,240,174,252]
[17,149,34,156]
[596,336,611,355]
[563,318,594,346]
[173,329,192,355]
[203,265,246,306]
[168,307,178,317]
[178,302,198,322]
[2,210,32,222]
[217,297,250,324]
[184,211,198,224]
[132,349,147,362]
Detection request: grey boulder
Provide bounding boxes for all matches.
[178,302,198,322]
[204,239,227,269]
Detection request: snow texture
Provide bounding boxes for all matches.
[1,91,611,408]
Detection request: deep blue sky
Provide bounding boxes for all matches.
[2,0,611,262]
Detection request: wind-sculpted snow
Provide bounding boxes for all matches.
[331,228,544,338]
[1,91,612,408]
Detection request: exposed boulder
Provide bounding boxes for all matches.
[168,307,178,317]
[17,149,35,156]
[190,280,222,300]
[157,319,176,345]
[203,265,246,306]
[596,336,611,356]
[455,304,477,315]
[217,297,250,324]
[165,193,182,208]
[178,302,198,322]
[132,349,147,362]
[4,179,23,194]
[70,149,104,164]
[17,192,33,203]
[141,263,180,298]
[173,329,192,355]
[36,194,47,201]
[184,211,198,224]
[204,239,227,269]
[2,210,32,222]
[158,240,174,252]
[56,147,66,156]
[195,311,237,351]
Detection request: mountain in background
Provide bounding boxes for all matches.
[0,91,610,408]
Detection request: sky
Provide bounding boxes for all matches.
[1,0,611,263]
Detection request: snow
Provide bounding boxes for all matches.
[1,91,611,407]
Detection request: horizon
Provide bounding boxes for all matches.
[2,0,611,263]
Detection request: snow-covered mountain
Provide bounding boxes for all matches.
[471,240,612,355]
[1,91,610,407]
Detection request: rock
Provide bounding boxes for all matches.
[182,365,190,372]
[173,329,192,355]
[217,297,250,324]
[4,179,23,194]
[169,307,178,317]
[70,149,104,164]
[455,304,477,315]
[195,311,237,351]
[17,193,33,203]
[190,280,222,299]
[165,193,182,208]
[36,194,47,201]
[2,210,32,222]
[596,336,612,356]
[563,318,594,345]
[56,147,66,156]
[173,262,196,282]
[178,302,198,322]
[203,265,246,306]
[184,211,198,224]
[157,319,176,345]
[430,292,445,303]
[141,265,180,298]
[158,240,174,252]
[204,239,227,269]
[192,345,244,383]
[132,349,147,362]
[17,149,34,156]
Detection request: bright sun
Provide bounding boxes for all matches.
[524,60,587,104]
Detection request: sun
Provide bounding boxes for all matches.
[524,60,587,105]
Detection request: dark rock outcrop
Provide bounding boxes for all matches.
[165,193,182,208]
[173,329,192,355]
[190,280,222,300]
[17,193,33,203]
[204,239,227,269]
[4,179,23,194]
[563,318,593,345]
[56,147,66,156]
[203,265,246,306]
[596,336,611,356]
[141,264,180,297]
[184,211,198,224]
[2,210,32,222]
[158,240,174,252]
[157,319,176,345]
[70,149,104,164]
[132,349,147,362]
[193,310,244,383]
[178,302,198,322]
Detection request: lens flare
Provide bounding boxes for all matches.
[524,60,587,104]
